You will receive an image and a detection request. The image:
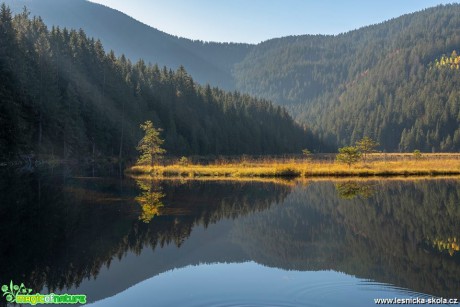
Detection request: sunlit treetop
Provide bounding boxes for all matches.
[433,50,460,70]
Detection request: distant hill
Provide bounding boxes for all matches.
[3,0,252,90]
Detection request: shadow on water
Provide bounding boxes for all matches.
[1,169,460,303]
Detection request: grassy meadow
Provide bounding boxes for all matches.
[127,153,460,179]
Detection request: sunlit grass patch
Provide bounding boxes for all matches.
[126,154,460,179]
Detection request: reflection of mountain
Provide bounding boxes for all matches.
[2,174,460,303]
[231,180,460,298]
[0,171,290,303]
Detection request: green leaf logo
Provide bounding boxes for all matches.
[2,280,33,303]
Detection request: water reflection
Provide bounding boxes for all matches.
[232,179,460,298]
[0,171,290,302]
[90,262,414,307]
[335,181,376,199]
[423,237,460,257]
[135,179,165,223]
[0,168,140,299]
[1,171,460,304]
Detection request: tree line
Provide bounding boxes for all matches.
[0,5,321,162]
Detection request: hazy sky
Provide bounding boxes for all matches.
[88,0,457,43]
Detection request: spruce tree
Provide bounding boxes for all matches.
[136,121,166,168]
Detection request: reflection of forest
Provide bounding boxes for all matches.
[2,172,460,302]
[231,179,460,298]
[0,171,290,299]
[428,237,460,256]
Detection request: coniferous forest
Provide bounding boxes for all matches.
[233,4,460,151]
[0,5,315,161]
[4,2,460,159]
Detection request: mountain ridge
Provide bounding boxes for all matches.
[233,3,460,151]
[3,1,460,152]
[3,0,253,90]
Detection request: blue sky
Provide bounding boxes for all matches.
[89,0,457,43]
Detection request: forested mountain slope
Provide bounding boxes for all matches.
[0,5,314,160]
[3,0,252,90]
[4,1,460,152]
[234,4,460,151]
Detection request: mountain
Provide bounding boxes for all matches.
[4,1,460,152]
[233,4,460,152]
[3,0,252,90]
[0,5,315,160]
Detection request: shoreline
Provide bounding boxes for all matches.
[126,155,460,179]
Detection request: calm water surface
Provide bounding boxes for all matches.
[1,166,459,306]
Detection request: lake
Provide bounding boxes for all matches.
[1,166,459,306]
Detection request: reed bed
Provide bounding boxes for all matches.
[127,154,460,178]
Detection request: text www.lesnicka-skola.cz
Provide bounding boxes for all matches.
[374,297,459,305]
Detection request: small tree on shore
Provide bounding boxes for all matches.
[356,136,379,163]
[179,156,189,166]
[302,149,312,161]
[413,149,422,160]
[336,146,362,168]
[136,120,166,168]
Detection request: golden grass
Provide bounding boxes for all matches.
[130,174,296,186]
[127,154,460,179]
